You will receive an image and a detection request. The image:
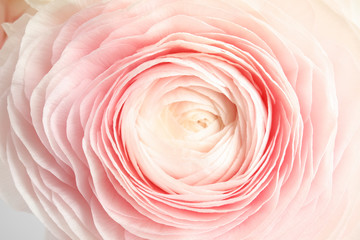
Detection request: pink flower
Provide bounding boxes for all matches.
[1,0,359,239]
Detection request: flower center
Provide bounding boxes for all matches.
[161,101,225,140]
[178,109,221,132]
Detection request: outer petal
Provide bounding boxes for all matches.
[0,14,31,211]
[256,0,360,238]
[320,0,360,31]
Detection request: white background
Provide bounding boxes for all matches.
[0,199,46,239]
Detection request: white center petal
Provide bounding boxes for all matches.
[179,109,218,131]
[163,101,224,140]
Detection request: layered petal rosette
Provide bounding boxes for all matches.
[1,0,360,239]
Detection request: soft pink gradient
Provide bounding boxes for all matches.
[0,0,359,239]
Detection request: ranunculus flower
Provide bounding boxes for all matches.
[1,0,360,239]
